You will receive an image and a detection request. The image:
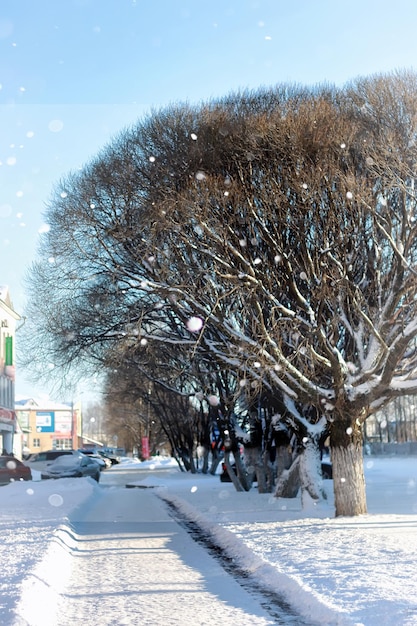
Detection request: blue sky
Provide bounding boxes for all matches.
[2,0,417,399]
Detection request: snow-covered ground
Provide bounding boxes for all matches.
[0,455,416,625]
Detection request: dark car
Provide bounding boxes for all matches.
[321,459,333,479]
[220,462,237,483]
[41,454,101,482]
[0,456,32,485]
[78,449,110,469]
[97,450,120,465]
[26,449,75,462]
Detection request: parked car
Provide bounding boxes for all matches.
[25,449,77,472]
[78,449,110,469]
[97,450,120,465]
[321,459,333,479]
[41,454,101,482]
[0,456,32,485]
[220,462,237,483]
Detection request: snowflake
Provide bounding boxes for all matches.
[207,395,220,406]
[186,316,203,333]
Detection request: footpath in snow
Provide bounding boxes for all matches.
[13,484,298,626]
[2,455,417,626]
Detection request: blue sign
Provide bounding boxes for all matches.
[35,411,55,433]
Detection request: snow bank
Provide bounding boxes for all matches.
[157,490,360,626]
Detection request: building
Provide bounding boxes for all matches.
[15,398,78,453]
[0,286,20,455]
[15,398,105,453]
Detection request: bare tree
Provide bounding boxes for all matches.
[22,71,417,516]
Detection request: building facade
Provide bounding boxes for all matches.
[0,286,20,454]
[15,398,79,454]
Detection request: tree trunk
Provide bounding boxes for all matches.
[330,415,367,516]
[235,453,252,491]
[188,454,198,474]
[223,451,245,492]
[209,450,222,475]
[264,456,276,492]
[275,444,292,480]
[173,455,186,472]
[201,447,210,474]
[274,455,300,498]
[244,446,269,492]
[299,439,327,504]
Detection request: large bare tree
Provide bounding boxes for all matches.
[22,71,417,516]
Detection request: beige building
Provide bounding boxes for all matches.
[15,398,80,454]
[0,286,20,455]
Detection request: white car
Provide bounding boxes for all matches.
[24,450,81,473]
[41,454,101,482]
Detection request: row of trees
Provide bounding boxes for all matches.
[21,69,417,516]
[367,395,417,443]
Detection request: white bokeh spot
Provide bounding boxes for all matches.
[48,119,64,133]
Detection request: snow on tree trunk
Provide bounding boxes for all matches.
[330,415,367,517]
[274,455,300,498]
[299,439,327,505]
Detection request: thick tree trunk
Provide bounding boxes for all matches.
[264,457,276,492]
[274,455,300,498]
[275,444,292,480]
[330,414,367,516]
[235,453,252,491]
[188,455,198,473]
[244,446,269,492]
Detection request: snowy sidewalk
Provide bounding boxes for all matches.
[14,487,284,626]
[7,457,417,626]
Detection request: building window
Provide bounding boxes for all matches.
[32,438,40,448]
[52,438,72,450]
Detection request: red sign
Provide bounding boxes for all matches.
[141,436,150,459]
[0,408,16,424]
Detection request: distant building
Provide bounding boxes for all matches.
[0,286,20,455]
[15,398,105,453]
[15,398,78,453]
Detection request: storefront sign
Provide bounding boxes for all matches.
[35,411,55,433]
